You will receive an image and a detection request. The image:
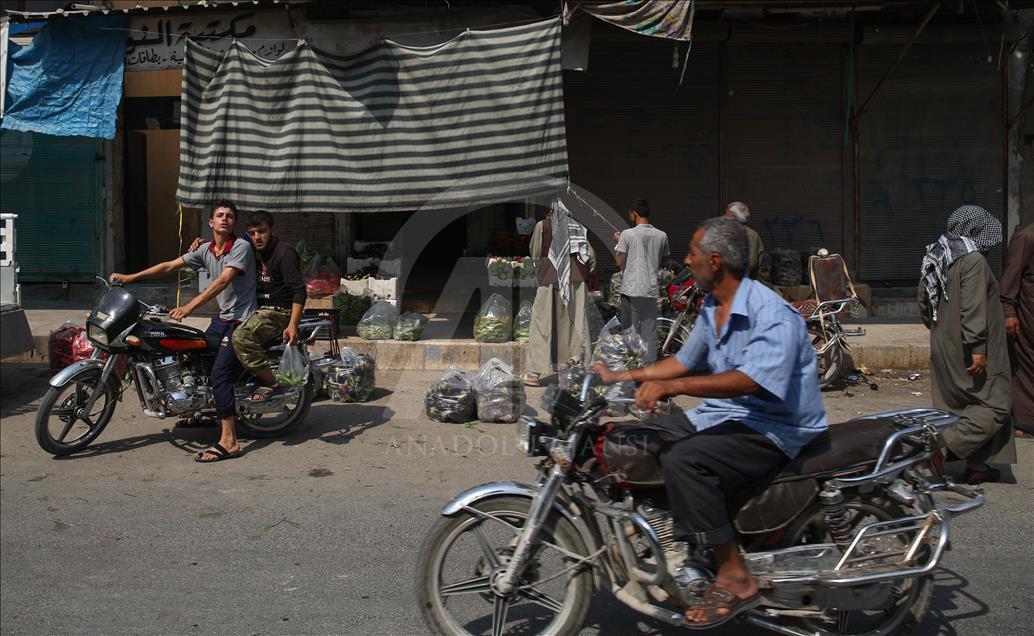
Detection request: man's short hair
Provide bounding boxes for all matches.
[724,201,750,224]
[697,217,749,277]
[247,210,275,228]
[209,199,238,219]
[630,198,651,218]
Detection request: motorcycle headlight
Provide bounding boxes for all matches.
[87,323,109,346]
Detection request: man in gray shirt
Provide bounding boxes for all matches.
[614,198,670,362]
[111,200,256,463]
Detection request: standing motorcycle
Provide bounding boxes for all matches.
[656,266,704,359]
[35,278,326,456]
[415,375,984,635]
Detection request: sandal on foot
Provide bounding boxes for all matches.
[194,443,242,463]
[250,385,280,402]
[522,372,541,387]
[683,586,761,629]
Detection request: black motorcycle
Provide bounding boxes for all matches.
[35,279,326,456]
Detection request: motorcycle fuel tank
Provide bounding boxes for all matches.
[134,319,209,353]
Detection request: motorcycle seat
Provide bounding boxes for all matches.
[771,415,903,483]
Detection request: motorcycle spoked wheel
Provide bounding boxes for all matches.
[35,369,120,456]
[809,325,845,389]
[779,497,933,636]
[656,317,692,359]
[235,373,314,438]
[416,496,593,636]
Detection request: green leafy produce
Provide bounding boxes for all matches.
[274,370,306,387]
[514,301,532,343]
[394,312,427,341]
[513,326,529,342]
[333,292,372,326]
[474,316,510,343]
[357,323,393,340]
[487,257,514,280]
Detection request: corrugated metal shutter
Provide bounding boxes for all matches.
[274,212,335,256]
[857,43,1003,281]
[0,131,103,282]
[724,44,845,260]
[564,24,720,266]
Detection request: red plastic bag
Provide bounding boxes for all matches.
[303,255,342,298]
[48,322,94,374]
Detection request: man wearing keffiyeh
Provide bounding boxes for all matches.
[523,198,597,386]
[918,205,1015,484]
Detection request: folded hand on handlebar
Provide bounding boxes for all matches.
[109,273,132,285]
[169,306,191,321]
[635,381,671,411]
[587,364,620,385]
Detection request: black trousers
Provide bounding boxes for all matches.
[205,317,242,419]
[652,416,788,545]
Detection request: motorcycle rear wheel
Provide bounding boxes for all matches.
[416,496,592,636]
[780,497,933,636]
[35,369,119,456]
[236,375,314,438]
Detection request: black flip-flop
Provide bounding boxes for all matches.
[194,443,242,463]
[683,586,761,629]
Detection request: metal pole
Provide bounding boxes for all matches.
[853,2,941,127]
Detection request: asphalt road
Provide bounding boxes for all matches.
[1,363,1031,635]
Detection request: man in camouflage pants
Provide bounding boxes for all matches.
[232,211,307,400]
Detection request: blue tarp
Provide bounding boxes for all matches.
[2,16,128,139]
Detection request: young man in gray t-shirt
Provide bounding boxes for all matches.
[614,198,670,362]
[110,200,256,463]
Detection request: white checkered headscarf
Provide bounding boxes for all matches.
[920,205,1002,323]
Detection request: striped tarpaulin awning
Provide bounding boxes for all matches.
[176,17,568,213]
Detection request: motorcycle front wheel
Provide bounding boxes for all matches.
[35,368,119,456]
[780,497,933,636]
[416,496,592,636]
[656,317,692,359]
[809,325,844,388]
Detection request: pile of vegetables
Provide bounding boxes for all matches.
[425,367,477,424]
[326,348,376,403]
[487,256,514,282]
[333,292,372,326]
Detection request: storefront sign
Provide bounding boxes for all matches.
[125,11,294,70]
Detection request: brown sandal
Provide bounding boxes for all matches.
[250,385,279,402]
[683,586,761,629]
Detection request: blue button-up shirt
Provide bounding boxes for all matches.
[675,277,828,458]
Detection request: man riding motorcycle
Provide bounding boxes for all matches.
[110,200,256,463]
[591,216,827,627]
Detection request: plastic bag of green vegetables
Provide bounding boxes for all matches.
[394,312,428,341]
[326,347,376,403]
[275,344,308,387]
[472,358,526,423]
[357,300,397,340]
[424,366,477,424]
[473,293,511,343]
[513,301,532,342]
[589,317,648,416]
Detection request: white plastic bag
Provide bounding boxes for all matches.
[425,366,477,423]
[513,301,533,343]
[472,358,527,423]
[276,345,308,387]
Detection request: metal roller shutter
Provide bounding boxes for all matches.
[0,131,104,282]
[857,43,1004,281]
[563,23,721,266]
[723,44,845,259]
